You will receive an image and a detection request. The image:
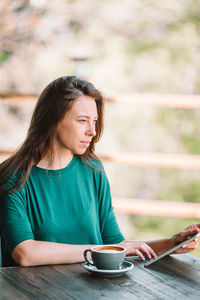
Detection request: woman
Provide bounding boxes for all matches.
[0,76,199,267]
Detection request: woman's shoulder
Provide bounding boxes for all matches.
[88,157,104,170]
[76,155,105,175]
[1,168,26,197]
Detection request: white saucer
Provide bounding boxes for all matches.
[82,260,134,277]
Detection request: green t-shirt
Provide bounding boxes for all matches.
[0,155,124,266]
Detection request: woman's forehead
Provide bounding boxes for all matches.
[70,95,98,116]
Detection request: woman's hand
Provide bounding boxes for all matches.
[170,223,200,254]
[119,223,200,261]
[119,240,157,261]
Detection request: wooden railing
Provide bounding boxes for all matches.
[1,93,200,218]
[113,198,200,218]
[1,151,200,169]
[1,92,200,108]
[106,93,200,109]
[100,153,200,169]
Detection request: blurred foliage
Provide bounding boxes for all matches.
[0,50,12,64]
[184,2,200,26]
[126,39,159,55]
[158,180,200,203]
[155,109,200,154]
[1,0,200,93]
[182,135,200,154]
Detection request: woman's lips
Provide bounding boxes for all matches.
[80,141,90,147]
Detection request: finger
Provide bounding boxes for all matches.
[175,247,197,254]
[180,228,200,241]
[182,241,199,249]
[140,245,152,260]
[190,223,200,230]
[134,249,145,261]
[145,245,157,258]
[147,245,157,258]
[140,245,157,259]
[185,223,200,231]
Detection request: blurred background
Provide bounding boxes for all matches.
[1,0,200,256]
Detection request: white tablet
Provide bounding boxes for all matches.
[144,232,200,267]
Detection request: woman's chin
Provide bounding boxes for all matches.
[75,149,88,155]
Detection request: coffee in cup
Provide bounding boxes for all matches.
[84,245,126,270]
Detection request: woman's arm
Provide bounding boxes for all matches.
[148,223,200,255]
[119,223,200,260]
[13,224,200,266]
[12,240,96,267]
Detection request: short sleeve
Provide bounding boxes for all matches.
[0,190,34,265]
[96,164,125,244]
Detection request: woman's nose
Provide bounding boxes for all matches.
[87,124,96,136]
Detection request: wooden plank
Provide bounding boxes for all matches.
[100,152,200,169]
[52,264,134,300]
[0,273,31,300]
[0,93,38,99]
[1,92,200,109]
[113,198,200,218]
[106,93,200,109]
[126,254,200,299]
[1,151,200,169]
[0,267,75,300]
[0,152,12,163]
[0,265,134,300]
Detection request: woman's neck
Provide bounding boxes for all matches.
[37,151,73,170]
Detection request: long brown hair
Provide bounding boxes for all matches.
[0,76,104,195]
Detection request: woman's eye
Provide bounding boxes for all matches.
[79,119,86,123]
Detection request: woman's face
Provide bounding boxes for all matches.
[55,95,98,155]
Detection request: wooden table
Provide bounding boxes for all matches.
[1,254,200,300]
